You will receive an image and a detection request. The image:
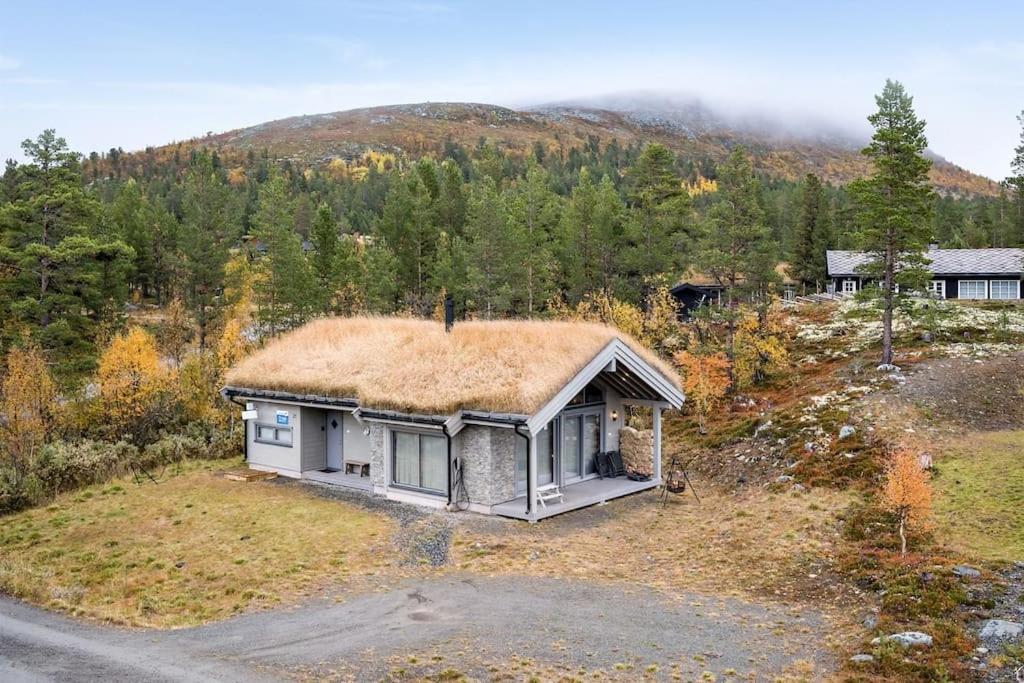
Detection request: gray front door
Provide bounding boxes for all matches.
[326,411,343,470]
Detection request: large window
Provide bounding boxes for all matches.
[392,431,447,493]
[990,280,1020,300]
[959,280,988,300]
[254,424,292,446]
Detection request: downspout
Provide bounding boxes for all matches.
[443,423,453,507]
[227,394,248,463]
[513,423,531,516]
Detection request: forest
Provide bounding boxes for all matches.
[3,117,1022,384]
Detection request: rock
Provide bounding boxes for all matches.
[804,441,816,453]
[952,565,981,579]
[850,654,874,664]
[862,614,878,630]
[792,483,806,493]
[979,619,1023,641]
[776,475,794,483]
[976,647,990,655]
[877,363,901,373]
[838,425,856,440]
[870,631,933,648]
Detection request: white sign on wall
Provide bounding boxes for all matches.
[241,410,258,421]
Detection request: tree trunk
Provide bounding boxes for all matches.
[898,513,907,555]
[881,241,894,366]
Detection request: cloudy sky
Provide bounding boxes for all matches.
[2,0,1022,179]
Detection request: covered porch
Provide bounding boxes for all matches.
[492,474,660,520]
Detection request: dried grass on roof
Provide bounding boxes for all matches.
[225,316,680,415]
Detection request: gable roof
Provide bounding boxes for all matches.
[224,316,682,417]
[827,248,1024,277]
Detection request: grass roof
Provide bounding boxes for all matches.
[225,316,681,416]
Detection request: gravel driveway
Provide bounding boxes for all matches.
[1,575,830,681]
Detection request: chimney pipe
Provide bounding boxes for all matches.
[444,295,454,332]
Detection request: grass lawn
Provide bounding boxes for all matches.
[0,459,393,628]
[453,485,853,605]
[933,431,1024,562]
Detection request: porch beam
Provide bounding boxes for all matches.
[652,406,662,483]
[528,432,538,522]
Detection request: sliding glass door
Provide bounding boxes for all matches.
[560,409,602,484]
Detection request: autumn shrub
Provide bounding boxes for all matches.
[881,447,933,555]
[0,343,56,486]
[732,300,790,389]
[674,349,730,434]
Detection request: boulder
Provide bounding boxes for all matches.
[979,619,1023,641]
[952,565,981,579]
[850,654,874,664]
[871,631,932,648]
[838,425,856,440]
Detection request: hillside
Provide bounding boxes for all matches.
[184,100,997,196]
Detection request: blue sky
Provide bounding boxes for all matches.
[1,1,1022,179]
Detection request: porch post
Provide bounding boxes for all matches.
[652,406,662,483]
[527,431,538,521]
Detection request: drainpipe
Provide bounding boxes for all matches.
[513,423,531,516]
[443,423,453,507]
[227,394,249,463]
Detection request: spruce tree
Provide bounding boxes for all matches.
[464,178,514,318]
[849,80,935,367]
[309,202,339,312]
[507,160,560,313]
[624,144,692,291]
[790,174,831,291]
[252,173,313,335]
[180,153,235,353]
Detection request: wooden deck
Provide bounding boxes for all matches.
[302,469,373,492]
[491,476,660,521]
[223,468,278,482]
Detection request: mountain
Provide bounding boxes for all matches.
[186,99,995,196]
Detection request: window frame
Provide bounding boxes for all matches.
[842,279,857,294]
[927,280,946,299]
[253,422,293,447]
[958,280,988,300]
[389,429,448,496]
[989,279,1020,300]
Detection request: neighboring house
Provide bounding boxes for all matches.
[221,317,683,521]
[670,264,798,318]
[826,247,1024,300]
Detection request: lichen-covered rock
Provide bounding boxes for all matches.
[620,426,653,478]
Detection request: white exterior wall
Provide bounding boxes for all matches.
[246,401,302,477]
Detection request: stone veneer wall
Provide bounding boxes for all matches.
[458,425,517,507]
[367,423,387,489]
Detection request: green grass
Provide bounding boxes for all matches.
[0,459,393,627]
[933,431,1024,562]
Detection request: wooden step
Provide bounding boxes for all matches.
[223,468,278,482]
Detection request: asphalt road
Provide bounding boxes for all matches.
[1,575,829,681]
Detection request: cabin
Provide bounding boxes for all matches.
[670,264,799,318]
[221,317,683,521]
[826,247,1024,300]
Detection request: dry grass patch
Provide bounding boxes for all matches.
[933,430,1024,562]
[226,316,680,415]
[452,486,854,605]
[0,459,394,627]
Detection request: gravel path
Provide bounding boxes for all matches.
[1,575,831,681]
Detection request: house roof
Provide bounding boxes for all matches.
[224,316,682,416]
[673,263,798,289]
[827,248,1024,277]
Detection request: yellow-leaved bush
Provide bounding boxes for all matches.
[95,327,176,444]
[0,343,56,481]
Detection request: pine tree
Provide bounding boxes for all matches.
[0,130,133,377]
[849,80,935,367]
[377,173,438,313]
[1007,110,1024,246]
[252,173,313,335]
[697,147,777,376]
[790,174,831,291]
